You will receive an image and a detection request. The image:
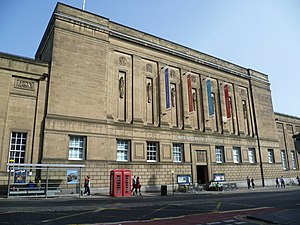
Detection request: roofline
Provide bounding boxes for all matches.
[0,52,48,67]
[36,2,269,83]
[274,112,300,120]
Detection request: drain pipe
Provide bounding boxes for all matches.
[248,69,265,187]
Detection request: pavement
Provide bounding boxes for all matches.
[1,185,300,225]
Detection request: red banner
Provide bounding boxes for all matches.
[187,74,193,113]
[224,84,231,118]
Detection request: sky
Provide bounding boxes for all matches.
[1,0,299,117]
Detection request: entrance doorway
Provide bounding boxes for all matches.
[196,165,208,184]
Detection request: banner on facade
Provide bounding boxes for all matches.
[187,74,193,113]
[206,79,214,116]
[164,66,171,110]
[224,84,231,118]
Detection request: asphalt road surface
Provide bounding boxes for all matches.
[0,186,299,225]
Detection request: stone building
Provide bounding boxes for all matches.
[0,3,299,193]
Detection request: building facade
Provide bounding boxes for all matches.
[0,3,299,193]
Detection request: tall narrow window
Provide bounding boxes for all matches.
[242,100,249,135]
[173,143,183,162]
[268,149,275,163]
[117,140,129,161]
[229,97,235,133]
[233,147,241,163]
[68,135,85,160]
[248,148,256,163]
[147,142,158,162]
[215,146,225,163]
[291,151,297,169]
[9,132,27,164]
[281,150,287,170]
[211,92,218,130]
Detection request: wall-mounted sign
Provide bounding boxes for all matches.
[67,170,78,184]
[14,169,27,184]
[177,175,191,185]
[213,173,225,182]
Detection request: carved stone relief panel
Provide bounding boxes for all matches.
[286,124,293,134]
[14,78,35,91]
[119,56,127,66]
[196,150,207,163]
[146,64,152,73]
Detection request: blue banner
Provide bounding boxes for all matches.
[206,80,214,116]
[165,66,170,110]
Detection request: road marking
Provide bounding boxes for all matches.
[219,206,272,214]
[214,202,221,212]
[41,208,105,223]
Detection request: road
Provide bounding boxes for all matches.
[0,186,299,225]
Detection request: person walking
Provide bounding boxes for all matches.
[251,177,255,190]
[83,176,91,196]
[280,176,285,188]
[275,177,280,188]
[135,176,142,195]
[247,176,251,189]
[131,176,136,195]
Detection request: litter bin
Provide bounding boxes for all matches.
[161,185,167,196]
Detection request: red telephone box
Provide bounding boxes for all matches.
[122,169,131,197]
[110,169,131,197]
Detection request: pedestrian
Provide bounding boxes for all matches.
[131,175,136,195]
[83,176,91,196]
[247,176,251,189]
[135,176,142,195]
[280,176,285,188]
[251,177,255,190]
[275,177,280,188]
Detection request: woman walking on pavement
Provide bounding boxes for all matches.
[135,176,142,195]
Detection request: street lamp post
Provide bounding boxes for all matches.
[171,170,174,195]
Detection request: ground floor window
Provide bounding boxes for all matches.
[233,147,241,163]
[147,142,158,162]
[117,140,129,161]
[173,143,183,162]
[268,149,275,163]
[68,135,85,160]
[9,132,27,164]
[291,151,297,169]
[215,146,225,163]
[281,150,287,170]
[248,148,256,163]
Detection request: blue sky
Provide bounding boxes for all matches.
[1,0,299,117]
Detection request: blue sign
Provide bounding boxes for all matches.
[177,175,191,184]
[165,67,170,110]
[206,80,214,116]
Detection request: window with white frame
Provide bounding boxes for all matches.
[147,142,158,162]
[215,146,225,163]
[248,148,256,163]
[117,140,129,161]
[267,149,275,163]
[281,150,287,170]
[232,147,241,163]
[291,151,297,169]
[173,143,183,162]
[68,135,85,160]
[8,132,27,164]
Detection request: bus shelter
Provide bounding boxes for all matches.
[6,163,85,198]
